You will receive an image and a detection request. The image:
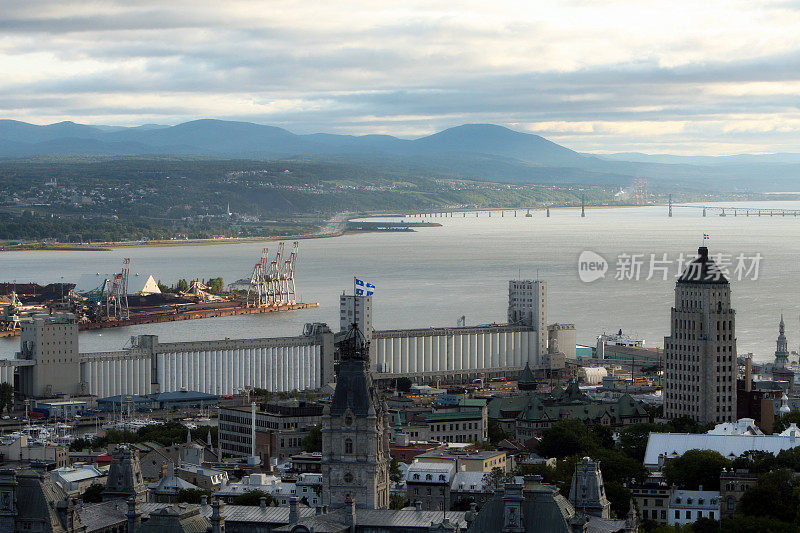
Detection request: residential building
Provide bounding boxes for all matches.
[424,410,487,443]
[405,461,455,511]
[664,246,737,424]
[218,400,323,463]
[50,464,107,493]
[632,478,670,524]
[0,435,69,468]
[667,489,720,526]
[176,462,229,491]
[414,449,507,473]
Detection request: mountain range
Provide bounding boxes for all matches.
[2,119,800,191]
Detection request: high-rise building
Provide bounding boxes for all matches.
[664,246,736,424]
[321,324,390,509]
[508,280,547,356]
[339,294,373,337]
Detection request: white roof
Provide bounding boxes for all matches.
[644,429,800,467]
[128,274,161,295]
[450,471,488,492]
[669,489,720,510]
[707,418,763,436]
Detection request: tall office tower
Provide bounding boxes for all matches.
[508,280,547,357]
[664,246,736,424]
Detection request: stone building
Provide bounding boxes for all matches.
[772,315,795,389]
[664,246,737,424]
[103,444,148,503]
[568,457,610,519]
[321,324,390,510]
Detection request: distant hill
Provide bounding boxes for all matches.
[2,119,800,190]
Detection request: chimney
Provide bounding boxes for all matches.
[289,496,299,524]
[211,498,224,533]
[126,498,141,532]
[201,495,208,507]
[745,356,752,392]
[345,495,356,527]
[259,496,267,510]
[414,500,422,511]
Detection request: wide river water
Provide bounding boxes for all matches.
[2,201,800,362]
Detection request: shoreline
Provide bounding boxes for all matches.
[3,199,797,252]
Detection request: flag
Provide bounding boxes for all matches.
[354,278,376,296]
[703,234,710,240]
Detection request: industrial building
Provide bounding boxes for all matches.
[5,280,574,400]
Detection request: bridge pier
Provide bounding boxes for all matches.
[668,195,672,217]
[546,208,550,217]
[702,207,706,217]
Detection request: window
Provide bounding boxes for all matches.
[345,438,353,454]
[344,472,354,483]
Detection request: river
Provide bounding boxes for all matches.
[2,201,799,362]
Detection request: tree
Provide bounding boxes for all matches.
[389,458,402,483]
[538,419,596,458]
[590,424,615,450]
[302,425,322,452]
[233,490,276,506]
[483,467,511,491]
[590,448,647,486]
[603,481,631,519]
[0,383,13,414]
[82,483,104,503]
[488,419,508,444]
[176,279,189,292]
[773,411,800,433]
[720,515,797,533]
[389,493,406,510]
[396,377,412,393]
[737,469,799,524]
[618,423,661,462]
[663,449,732,490]
[207,277,225,294]
[177,488,212,504]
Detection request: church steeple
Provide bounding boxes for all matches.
[321,323,390,510]
[775,314,789,369]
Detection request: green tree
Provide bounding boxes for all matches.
[488,419,508,444]
[737,469,800,524]
[720,515,797,533]
[396,377,412,392]
[482,467,511,491]
[618,423,661,462]
[389,458,402,483]
[603,481,632,519]
[538,419,596,458]
[82,483,104,503]
[0,383,13,414]
[302,425,322,452]
[591,448,647,486]
[233,490,276,506]
[207,277,225,294]
[389,493,406,510]
[773,411,800,433]
[663,449,732,490]
[177,488,212,504]
[176,279,189,292]
[590,424,615,450]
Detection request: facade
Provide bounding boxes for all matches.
[405,461,455,511]
[218,400,323,462]
[772,315,795,388]
[321,326,390,509]
[667,489,720,526]
[632,478,670,524]
[339,294,373,337]
[415,449,507,473]
[664,246,737,424]
[568,457,610,519]
[508,280,547,357]
[548,323,576,360]
[423,410,487,443]
[719,469,758,520]
[17,313,83,398]
[103,444,148,503]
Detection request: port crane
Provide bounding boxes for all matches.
[247,242,299,307]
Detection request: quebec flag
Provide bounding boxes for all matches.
[355,278,376,296]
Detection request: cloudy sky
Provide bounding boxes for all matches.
[4,0,800,154]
